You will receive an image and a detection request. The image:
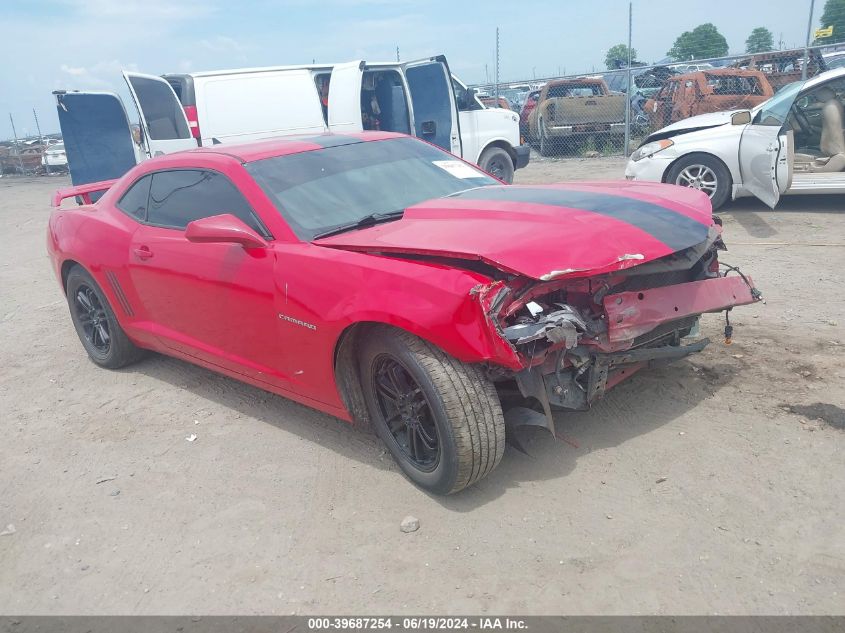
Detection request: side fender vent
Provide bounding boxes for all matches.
[105,271,134,316]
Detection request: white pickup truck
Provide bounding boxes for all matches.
[56,55,529,186]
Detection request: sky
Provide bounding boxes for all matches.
[0,0,816,139]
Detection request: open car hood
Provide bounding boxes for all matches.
[660,110,740,132]
[314,183,713,281]
[643,110,743,143]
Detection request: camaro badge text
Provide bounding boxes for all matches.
[278,313,317,331]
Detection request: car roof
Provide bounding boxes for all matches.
[187,131,406,162]
[546,76,604,87]
[803,65,845,90]
[670,68,766,79]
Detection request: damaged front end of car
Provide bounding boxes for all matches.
[479,221,763,439]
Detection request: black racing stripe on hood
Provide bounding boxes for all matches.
[296,134,362,148]
[453,187,708,251]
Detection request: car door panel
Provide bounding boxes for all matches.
[128,226,288,383]
[738,124,787,207]
[123,168,293,387]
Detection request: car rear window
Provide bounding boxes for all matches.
[705,73,764,95]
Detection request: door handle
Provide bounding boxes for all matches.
[133,246,154,260]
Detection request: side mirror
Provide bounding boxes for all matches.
[731,110,752,125]
[185,214,267,249]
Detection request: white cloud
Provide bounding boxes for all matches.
[200,36,244,53]
[57,0,217,21]
[60,65,87,76]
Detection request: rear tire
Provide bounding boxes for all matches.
[666,153,732,211]
[538,119,554,157]
[478,146,515,184]
[359,327,505,495]
[66,266,146,369]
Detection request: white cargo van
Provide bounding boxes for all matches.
[155,55,529,182]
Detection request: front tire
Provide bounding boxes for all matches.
[478,146,515,184]
[359,328,505,495]
[666,153,732,211]
[66,266,146,369]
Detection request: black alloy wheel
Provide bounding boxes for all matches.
[371,355,440,471]
[74,284,111,355]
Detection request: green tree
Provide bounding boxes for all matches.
[667,23,729,61]
[604,44,638,70]
[818,0,845,44]
[745,27,774,53]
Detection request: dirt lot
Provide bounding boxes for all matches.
[1,157,843,615]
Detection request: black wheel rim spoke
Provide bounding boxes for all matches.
[372,355,440,472]
[73,284,111,354]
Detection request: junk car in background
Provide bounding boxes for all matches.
[644,69,774,129]
[527,77,626,155]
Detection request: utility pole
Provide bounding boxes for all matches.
[623,1,633,156]
[396,46,400,62]
[485,64,489,84]
[9,113,25,174]
[33,108,44,146]
[495,27,500,101]
[803,0,816,80]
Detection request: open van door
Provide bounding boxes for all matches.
[123,71,197,156]
[54,91,138,188]
[403,55,462,156]
[328,61,365,132]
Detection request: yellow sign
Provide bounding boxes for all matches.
[815,26,834,38]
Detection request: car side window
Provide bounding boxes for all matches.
[116,175,152,221]
[451,79,481,112]
[147,169,266,235]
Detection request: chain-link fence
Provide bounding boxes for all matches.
[470,44,839,158]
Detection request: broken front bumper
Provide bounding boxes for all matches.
[507,336,710,439]
[505,272,760,437]
[603,274,757,346]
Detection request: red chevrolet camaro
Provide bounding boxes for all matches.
[48,132,761,494]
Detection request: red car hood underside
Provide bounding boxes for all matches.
[314,182,713,281]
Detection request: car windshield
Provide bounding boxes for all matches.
[51,143,64,151]
[752,80,804,125]
[246,137,498,241]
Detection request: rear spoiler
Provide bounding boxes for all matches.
[51,179,118,207]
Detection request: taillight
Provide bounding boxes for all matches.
[184,105,201,140]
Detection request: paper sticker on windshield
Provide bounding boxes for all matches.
[432,160,481,179]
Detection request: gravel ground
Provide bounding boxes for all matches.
[1,157,843,615]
